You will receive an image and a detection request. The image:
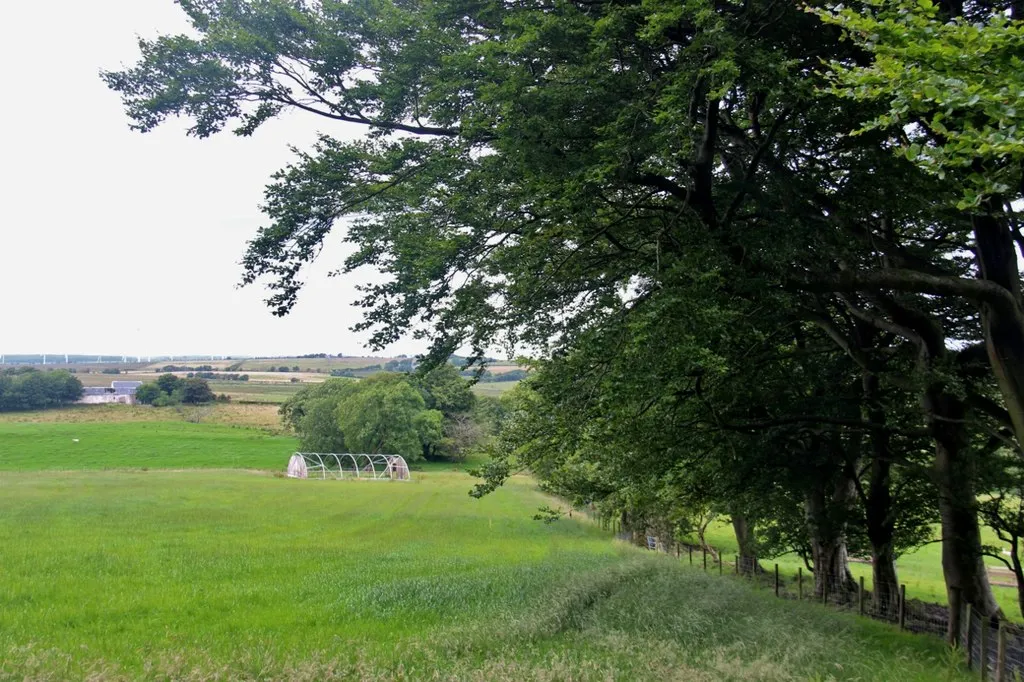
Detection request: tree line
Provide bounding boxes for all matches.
[0,369,83,412]
[281,365,504,462]
[136,374,219,407]
[105,0,1024,636]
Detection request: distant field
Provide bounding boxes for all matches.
[0,421,295,470]
[0,404,283,430]
[234,357,395,372]
[208,380,309,404]
[75,372,158,387]
[471,381,520,396]
[73,373,319,403]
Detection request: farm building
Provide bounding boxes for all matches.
[78,381,143,405]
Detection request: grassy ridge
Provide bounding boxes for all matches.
[0,468,970,681]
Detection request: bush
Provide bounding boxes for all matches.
[180,378,215,404]
[156,374,182,395]
[135,383,163,405]
[151,393,178,407]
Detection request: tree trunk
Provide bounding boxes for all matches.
[864,455,901,617]
[973,210,1024,454]
[807,475,857,603]
[731,513,764,574]
[1010,535,1024,621]
[928,386,1002,625]
[861,371,901,618]
[810,531,857,603]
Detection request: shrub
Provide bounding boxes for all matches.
[135,383,163,405]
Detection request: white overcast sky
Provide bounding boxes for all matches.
[0,2,427,358]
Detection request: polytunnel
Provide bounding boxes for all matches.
[286,453,411,481]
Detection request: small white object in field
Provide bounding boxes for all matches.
[72,438,79,443]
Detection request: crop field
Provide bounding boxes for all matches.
[207,380,309,404]
[0,418,972,681]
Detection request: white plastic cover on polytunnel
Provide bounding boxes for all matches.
[286,453,411,481]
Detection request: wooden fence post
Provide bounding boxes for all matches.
[735,555,739,575]
[981,618,989,682]
[822,576,828,606]
[774,564,779,597]
[898,584,906,631]
[688,545,692,565]
[858,576,865,616]
[703,547,707,571]
[964,603,973,671]
[996,620,1007,682]
[798,567,803,600]
[719,554,723,576]
[676,545,680,559]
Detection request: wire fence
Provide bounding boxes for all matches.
[567,504,1024,679]
[960,604,1024,680]
[626,530,1024,681]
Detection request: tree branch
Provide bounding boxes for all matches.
[798,269,1024,325]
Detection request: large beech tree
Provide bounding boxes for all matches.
[106,0,1023,628]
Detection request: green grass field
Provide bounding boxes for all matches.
[694,518,1024,621]
[0,421,295,470]
[0,419,973,680]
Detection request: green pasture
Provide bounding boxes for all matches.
[0,420,973,679]
[0,421,295,470]
[0,472,966,681]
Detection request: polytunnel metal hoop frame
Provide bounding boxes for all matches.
[286,453,411,481]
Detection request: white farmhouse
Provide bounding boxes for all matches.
[78,381,143,405]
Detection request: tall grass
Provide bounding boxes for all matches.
[0,467,971,680]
